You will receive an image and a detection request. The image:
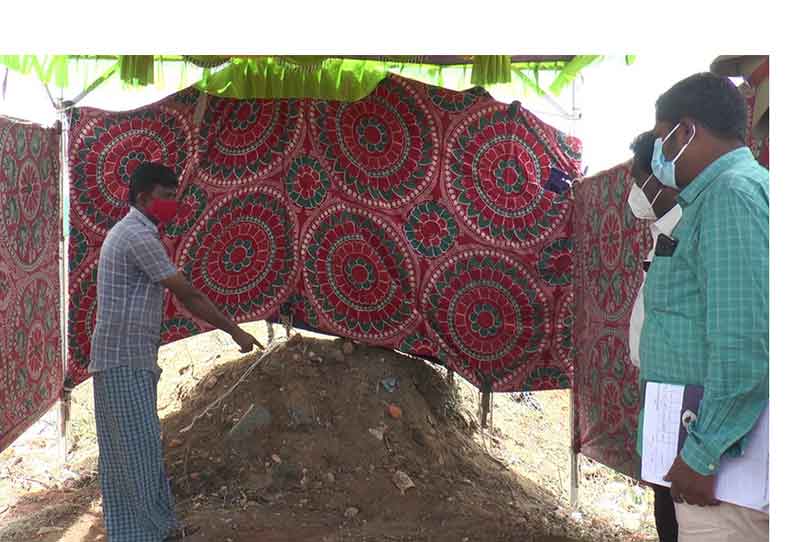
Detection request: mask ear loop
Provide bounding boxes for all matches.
[644,174,664,209]
[671,124,697,163]
[650,186,664,207]
[662,122,682,144]
[657,123,682,164]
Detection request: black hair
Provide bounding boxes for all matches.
[629,131,656,177]
[128,162,179,204]
[656,72,747,142]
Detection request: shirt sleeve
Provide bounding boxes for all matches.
[681,178,769,476]
[128,232,178,283]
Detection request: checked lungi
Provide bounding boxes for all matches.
[93,366,179,541]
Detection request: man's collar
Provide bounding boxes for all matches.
[128,206,158,233]
[677,147,754,207]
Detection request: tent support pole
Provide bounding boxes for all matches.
[480,385,492,429]
[61,61,119,110]
[55,92,71,470]
[570,390,579,507]
[541,92,581,121]
[512,67,581,121]
[569,78,581,507]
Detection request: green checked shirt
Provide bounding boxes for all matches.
[638,147,769,476]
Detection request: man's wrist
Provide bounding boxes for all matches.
[681,437,721,476]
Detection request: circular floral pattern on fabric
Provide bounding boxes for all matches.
[404,201,458,258]
[585,330,635,437]
[280,294,321,330]
[302,204,418,341]
[4,275,61,415]
[598,207,623,271]
[285,155,332,209]
[160,318,201,345]
[582,168,649,322]
[0,124,60,272]
[14,277,59,383]
[70,108,193,236]
[1,153,17,187]
[67,108,83,130]
[421,250,550,378]
[29,129,42,157]
[16,159,45,220]
[0,262,12,311]
[526,366,571,390]
[310,77,440,209]
[172,87,202,107]
[553,291,574,364]
[538,238,574,287]
[13,127,26,157]
[591,329,630,377]
[426,85,489,113]
[582,368,603,429]
[68,227,90,272]
[622,371,641,441]
[177,187,298,321]
[68,264,98,377]
[444,102,570,248]
[622,375,640,411]
[399,331,445,362]
[197,98,304,187]
[164,184,209,238]
[555,131,583,163]
[601,377,624,433]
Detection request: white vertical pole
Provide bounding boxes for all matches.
[56,91,71,470]
[570,390,579,507]
[569,76,581,508]
[570,77,578,136]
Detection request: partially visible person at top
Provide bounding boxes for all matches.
[626,130,682,542]
[639,72,769,542]
[89,162,264,541]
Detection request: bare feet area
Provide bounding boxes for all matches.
[1,323,657,542]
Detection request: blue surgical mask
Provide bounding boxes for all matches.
[651,123,696,188]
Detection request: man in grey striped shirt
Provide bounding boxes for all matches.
[89,162,262,541]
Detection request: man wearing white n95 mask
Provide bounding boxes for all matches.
[628,130,682,370]
[627,130,682,542]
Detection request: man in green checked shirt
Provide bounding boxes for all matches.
[639,72,769,541]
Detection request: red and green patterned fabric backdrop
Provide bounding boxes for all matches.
[744,89,769,169]
[0,117,63,453]
[571,162,652,477]
[66,75,583,392]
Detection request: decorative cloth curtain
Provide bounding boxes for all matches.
[571,162,652,476]
[66,75,582,393]
[0,117,62,452]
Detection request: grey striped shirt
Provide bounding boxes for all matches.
[88,208,177,375]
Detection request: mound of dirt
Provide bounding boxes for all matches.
[155,334,630,541]
[0,331,643,542]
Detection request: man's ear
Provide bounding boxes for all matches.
[135,191,150,208]
[679,118,698,141]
